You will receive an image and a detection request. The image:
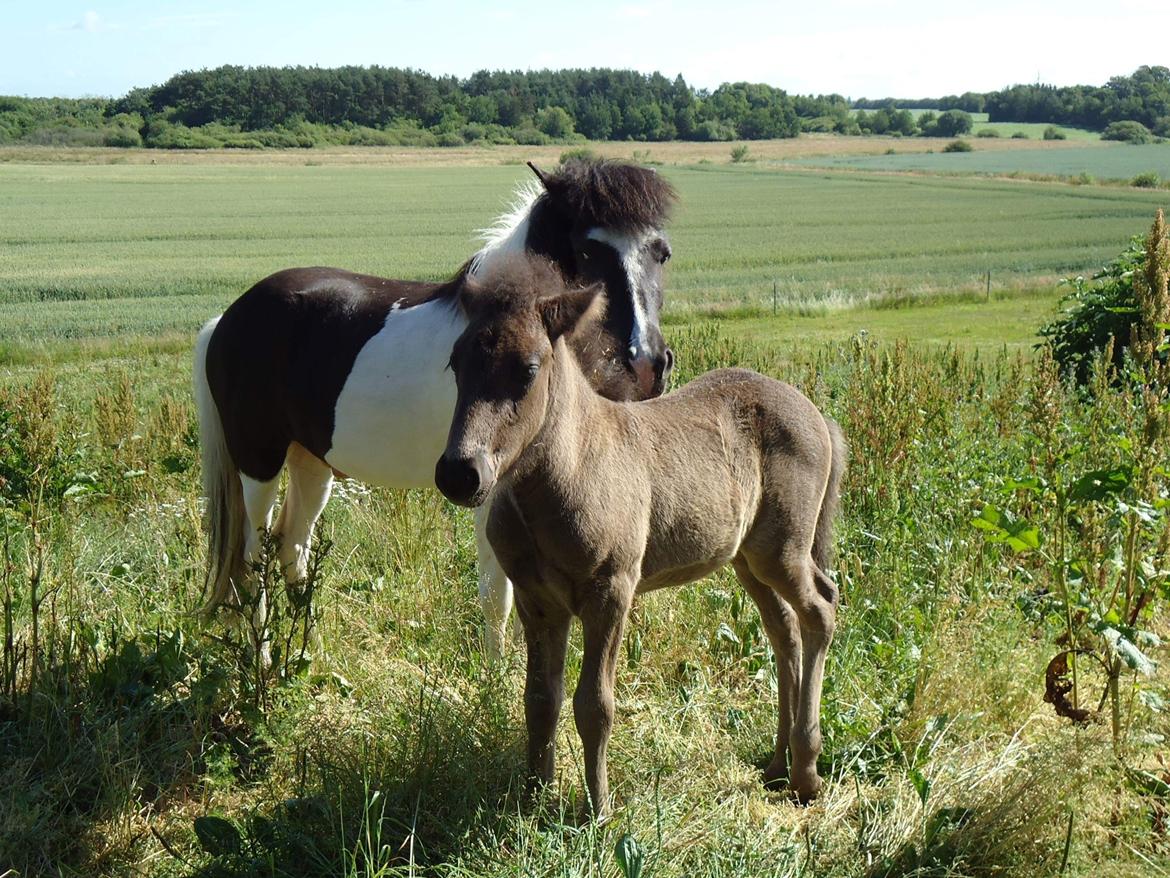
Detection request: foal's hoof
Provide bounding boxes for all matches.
[789,773,823,805]
[761,759,789,790]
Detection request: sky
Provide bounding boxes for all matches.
[3,1,1168,101]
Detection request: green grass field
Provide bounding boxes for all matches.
[792,143,1170,180]
[1,150,1168,878]
[2,160,1168,363]
[902,110,1099,141]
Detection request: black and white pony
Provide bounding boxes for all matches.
[193,159,677,659]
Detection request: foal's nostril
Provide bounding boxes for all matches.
[435,454,482,505]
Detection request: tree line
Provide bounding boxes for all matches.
[1,65,1165,149]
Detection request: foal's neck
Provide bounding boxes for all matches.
[510,340,613,492]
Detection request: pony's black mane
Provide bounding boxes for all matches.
[540,159,677,233]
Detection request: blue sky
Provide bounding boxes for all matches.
[4,1,1168,100]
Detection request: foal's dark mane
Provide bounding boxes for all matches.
[458,257,616,384]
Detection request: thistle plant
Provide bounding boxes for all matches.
[976,210,1170,754]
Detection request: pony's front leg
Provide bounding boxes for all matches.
[474,503,514,661]
[574,580,634,821]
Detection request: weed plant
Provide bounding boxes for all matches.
[1,315,1167,876]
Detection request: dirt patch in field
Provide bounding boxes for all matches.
[0,135,1109,168]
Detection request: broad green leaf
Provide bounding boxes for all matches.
[1069,466,1132,502]
[194,815,242,856]
[909,766,931,806]
[615,833,645,878]
[1101,627,1157,676]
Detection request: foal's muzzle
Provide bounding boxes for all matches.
[435,451,494,507]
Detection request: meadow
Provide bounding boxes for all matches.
[793,143,1170,182]
[3,154,1168,364]
[1,146,1169,878]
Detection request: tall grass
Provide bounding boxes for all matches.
[1,324,1166,876]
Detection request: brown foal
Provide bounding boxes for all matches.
[435,258,847,816]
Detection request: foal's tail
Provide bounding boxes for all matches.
[812,416,848,573]
[193,316,245,618]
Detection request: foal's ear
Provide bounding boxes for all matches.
[539,283,604,343]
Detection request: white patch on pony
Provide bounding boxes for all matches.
[469,179,543,277]
[327,298,468,489]
[586,226,653,354]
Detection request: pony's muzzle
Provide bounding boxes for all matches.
[631,347,673,398]
[435,451,494,507]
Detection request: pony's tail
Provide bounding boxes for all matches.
[194,316,244,619]
[812,416,848,574]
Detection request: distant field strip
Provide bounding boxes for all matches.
[790,143,1170,178]
[1,161,1167,356]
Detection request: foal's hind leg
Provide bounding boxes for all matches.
[732,557,802,788]
[747,552,837,803]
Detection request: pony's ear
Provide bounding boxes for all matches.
[539,283,604,343]
[527,161,550,190]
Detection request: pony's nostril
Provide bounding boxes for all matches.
[655,349,674,379]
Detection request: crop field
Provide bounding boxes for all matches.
[2,159,1168,363]
[793,143,1170,181]
[903,110,1100,142]
[2,150,1169,878]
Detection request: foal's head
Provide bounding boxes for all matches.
[470,159,677,400]
[435,259,603,508]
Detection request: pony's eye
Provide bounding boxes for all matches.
[526,360,541,378]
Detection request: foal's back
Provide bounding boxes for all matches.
[621,367,833,590]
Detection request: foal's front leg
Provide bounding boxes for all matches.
[574,581,634,820]
[515,593,571,795]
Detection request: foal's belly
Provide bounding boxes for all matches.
[325,299,462,490]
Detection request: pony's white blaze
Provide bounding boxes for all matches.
[327,298,466,489]
[586,227,653,354]
[468,180,542,277]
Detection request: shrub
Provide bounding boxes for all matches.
[943,139,972,153]
[1102,120,1152,143]
[933,109,973,137]
[102,126,142,148]
[559,146,600,164]
[729,143,751,163]
[511,126,549,146]
[535,106,575,139]
[1011,131,1030,139]
[436,131,465,147]
[1130,171,1160,188]
[976,128,1001,138]
[1040,210,1170,382]
[1043,125,1066,141]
